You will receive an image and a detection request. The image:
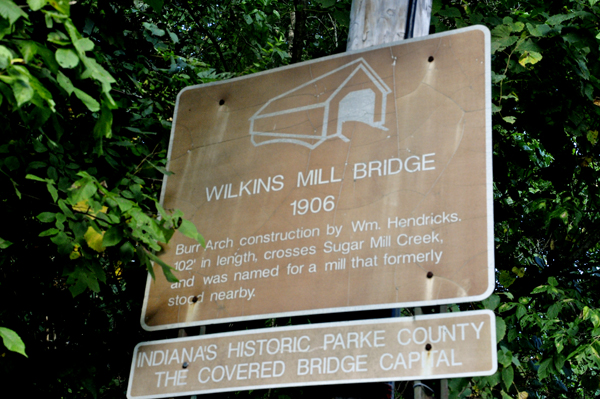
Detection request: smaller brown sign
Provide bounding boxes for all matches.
[127,310,496,398]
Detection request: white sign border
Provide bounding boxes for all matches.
[141,25,494,331]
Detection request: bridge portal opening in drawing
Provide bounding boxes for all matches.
[250,58,391,149]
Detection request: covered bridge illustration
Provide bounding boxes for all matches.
[249,58,392,149]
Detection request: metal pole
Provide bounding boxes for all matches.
[439,305,449,399]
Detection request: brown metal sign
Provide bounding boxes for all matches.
[142,26,493,330]
[128,310,497,398]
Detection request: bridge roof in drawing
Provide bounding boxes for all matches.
[249,58,391,122]
[249,58,392,149]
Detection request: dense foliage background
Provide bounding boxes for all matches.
[1,0,600,398]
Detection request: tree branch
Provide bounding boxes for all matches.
[290,0,308,64]
[178,2,230,72]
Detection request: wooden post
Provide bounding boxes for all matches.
[346,2,433,398]
[347,0,432,51]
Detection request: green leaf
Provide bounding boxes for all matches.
[142,22,165,36]
[69,174,97,204]
[12,78,33,107]
[85,272,100,292]
[512,266,525,278]
[0,236,12,249]
[167,29,178,43]
[555,335,565,353]
[590,310,600,328]
[16,40,37,63]
[431,0,442,15]
[548,302,560,319]
[47,31,70,45]
[503,17,524,32]
[449,378,470,397]
[502,365,514,390]
[508,327,518,342]
[44,12,52,28]
[55,48,79,68]
[0,327,27,357]
[37,212,56,223]
[27,0,47,11]
[4,155,19,171]
[178,219,205,246]
[483,294,500,310]
[57,71,74,95]
[89,261,106,284]
[58,199,75,219]
[527,23,551,37]
[516,39,542,53]
[32,138,47,153]
[73,87,100,112]
[496,316,506,343]
[332,9,349,27]
[439,7,461,18]
[74,38,94,52]
[92,104,112,138]
[491,72,506,84]
[516,304,527,319]
[17,68,54,109]
[54,212,66,228]
[146,250,178,283]
[554,353,566,371]
[499,302,517,312]
[39,228,59,237]
[47,0,69,14]
[103,226,123,247]
[46,182,58,202]
[0,45,13,69]
[114,196,134,212]
[531,285,548,294]
[491,24,512,38]
[546,13,577,26]
[498,347,513,367]
[148,161,173,176]
[519,51,542,67]
[64,20,115,89]
[0,0,28,25]
[537,358,553,380]
[35,43,59,73]
[119,241,134,263]
[66,268,89,297]
[50,231,73,255]
[136,246,155,280]
[499,270,515,287]
[144,0,164,13]
[503,116,516,124]
[548,276,558,286]
[25,173,47,182]
[478,371,501,388]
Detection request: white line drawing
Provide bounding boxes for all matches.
[249,58,392,149]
